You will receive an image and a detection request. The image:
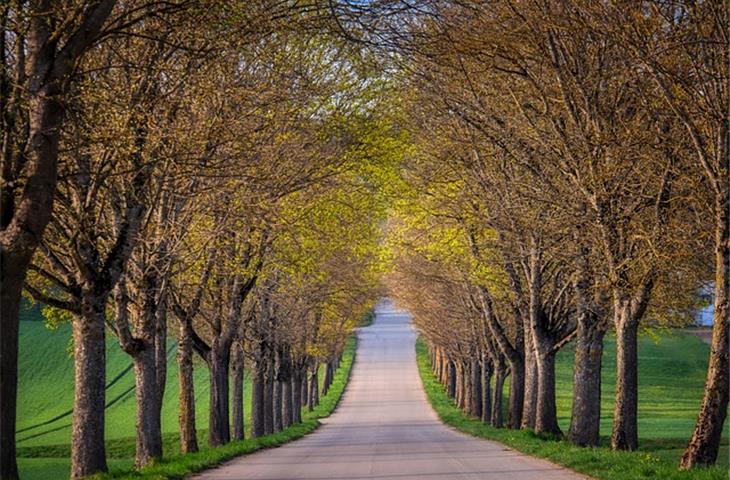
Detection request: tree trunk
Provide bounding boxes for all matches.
[133,345,162,468]
[231,346,245,441]
[301,368,309,408]
[492,364,507,428]
[507,357,524,429]
[264,364,274,435]
[521,333,538,430]
[282,378,293,428]
[208,349,231,446]
[470,358,482,418]
[177,323,198,454]
[250,357,266,438]
[680,197,730,468]
[308,367,319,411]
[481,357,493,424]
[447,360,456,398]
[273,378,283,433]
[70,301,108,478]
[0,255,24,480]
[569,316,605,447]
[611,302,639,451]
[455,362,464,407]
[323,361,334,396]
[154,302,167,417]
[292,371,303,424]
[534,349,561,435]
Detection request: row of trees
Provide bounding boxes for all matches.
[1,2,399,479]
[387,0,727,471]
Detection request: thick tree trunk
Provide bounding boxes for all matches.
[231,346,245,441]
[273,377,283,433]
[469,358,482,418]
[534,349,561,435]
[507,357,524,429]
[208,349,231,446]
[250,358,266,438]
[0,256,24,480]
[569,316,605,447]
[282,378,293,428]
[481,357,493,424]
[521,334,538,430]
[680,198,730,468]
[492,364,507,428]
[70,301,108,479]
[177,323,198,454]
[133,345,162,468]
[611,302,639,451]
[292,372,303,424]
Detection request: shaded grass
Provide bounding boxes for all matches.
[416,338,729,480]
[16,315,217,448]
[358,310,375,327]
[19,335,356,479]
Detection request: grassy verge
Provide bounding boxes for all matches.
[21,335,356,480]
[358,310,375,327]
[416,338,728,480]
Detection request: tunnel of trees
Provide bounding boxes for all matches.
[0,1,727,479]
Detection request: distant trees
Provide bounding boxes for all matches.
[386,0,728,471]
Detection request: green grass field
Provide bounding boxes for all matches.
[417,334,730,480]
[16,302,356,479]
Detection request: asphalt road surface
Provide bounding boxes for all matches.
[193,299,585,480]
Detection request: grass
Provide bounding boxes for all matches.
[358,309,375,327]
[16,300,356,479]
[16,308,216,449]
[416,337,729,480]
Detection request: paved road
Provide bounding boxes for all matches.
[194,299,585,480]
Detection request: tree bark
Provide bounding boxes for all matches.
[301,368,309,408]
[70,300,108,479]
[250,357,266,438]
[447,360,457,398]
[506,357,524,429]
[611,301,639,451]
[154,299,167,418]
[0,257,24,480]
[273,377,283,433]
[534,349,561,435]
[208,348,231,446]
[231,345,245,441]
[569,315,605,447]
[680,196,730,468]
[521,331,538,430]
[132,345,162,468]
[177,323,198,454]
[264,363,274,435]
[469,358,482,418]
[492,363,508,428]
[292,371,303,424]
[282,378,293,428]
[308,367,319,411]
[481,356,492,424]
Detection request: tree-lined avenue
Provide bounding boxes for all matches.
[194,299,584,480]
